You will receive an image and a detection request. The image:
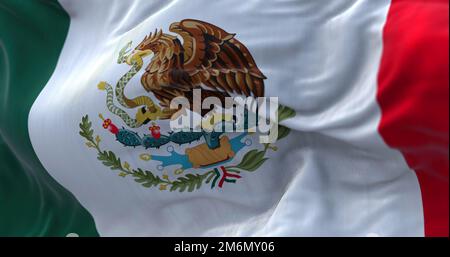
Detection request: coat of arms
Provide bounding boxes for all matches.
[79,19,296,192]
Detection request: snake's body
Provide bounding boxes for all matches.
[98,42,165,128]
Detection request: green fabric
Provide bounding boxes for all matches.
[0,0,98,236]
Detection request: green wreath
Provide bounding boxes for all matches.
[79,106,295,192]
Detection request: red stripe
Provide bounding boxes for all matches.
[377,0,449,236]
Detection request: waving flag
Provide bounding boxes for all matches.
[0,0,448,237]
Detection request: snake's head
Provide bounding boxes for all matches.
[118,41,133,63]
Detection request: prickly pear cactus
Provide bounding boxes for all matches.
[116,129,142,147]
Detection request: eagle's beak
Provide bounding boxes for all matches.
[126,49,152,65]
[136,49,153,58]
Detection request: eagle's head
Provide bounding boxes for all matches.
[122,30,164,65]
[135,29,163,54]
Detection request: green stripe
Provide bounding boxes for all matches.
[0,0,98,236]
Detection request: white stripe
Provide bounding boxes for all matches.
[29,0,424,236]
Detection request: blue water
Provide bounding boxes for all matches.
[150,132,248,170]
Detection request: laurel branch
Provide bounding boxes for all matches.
[79,105,294,192]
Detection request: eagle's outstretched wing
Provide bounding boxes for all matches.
[169,19,266,97]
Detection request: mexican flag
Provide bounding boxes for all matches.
[0,0,448,237]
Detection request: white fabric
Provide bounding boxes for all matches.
[28,0,424,236]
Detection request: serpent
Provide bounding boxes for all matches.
[97,42,247,149]
[97,41,169,128]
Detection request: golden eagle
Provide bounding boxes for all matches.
[132,19,266,119]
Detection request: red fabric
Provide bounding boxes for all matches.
[377,0,449,236]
